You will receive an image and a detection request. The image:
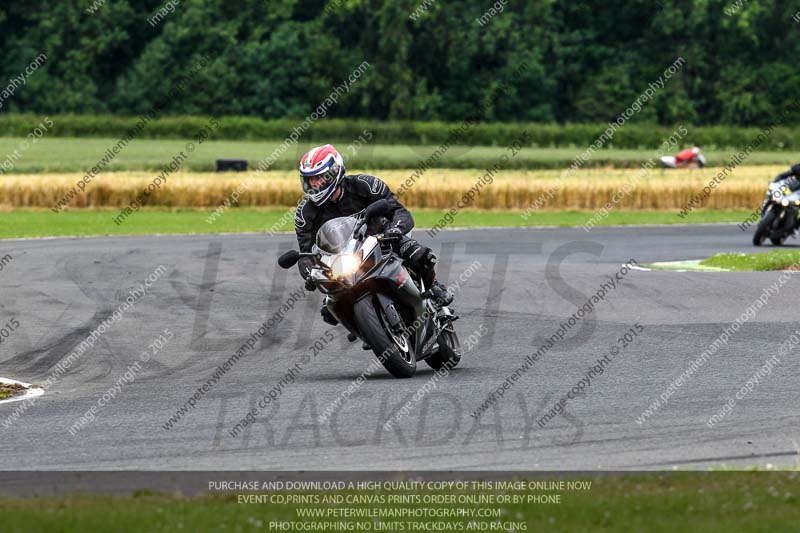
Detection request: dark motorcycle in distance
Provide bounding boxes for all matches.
[753,178,800,246]
[278,199,462,378]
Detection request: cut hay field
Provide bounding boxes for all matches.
[1,136,799,173]
[1,166,777,212]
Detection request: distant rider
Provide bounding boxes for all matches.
[661,146,706,168]
[292,144,453,326]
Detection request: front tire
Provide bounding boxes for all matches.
[425,323,462,371]
[753,210,776,246]
[353,297,416,378]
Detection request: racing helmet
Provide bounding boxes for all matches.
[298,144,345,205]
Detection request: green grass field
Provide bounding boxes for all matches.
[0,208,752,239]
[1,473,798,532]
[701,250,800,271]
[1,136,799,173]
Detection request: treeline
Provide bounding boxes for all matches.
[3,114,800,151]
[0,1,798,126]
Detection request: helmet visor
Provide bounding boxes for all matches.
[300,163,340,195]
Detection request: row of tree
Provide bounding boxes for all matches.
[0,0,797,126]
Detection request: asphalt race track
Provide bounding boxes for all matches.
[1,224,799,471]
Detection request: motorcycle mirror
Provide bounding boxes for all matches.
[364,199,390,221]
[278,250,301,269]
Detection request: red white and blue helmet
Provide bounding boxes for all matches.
[298,144,345,205]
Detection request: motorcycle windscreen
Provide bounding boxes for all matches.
[316,216,357,254]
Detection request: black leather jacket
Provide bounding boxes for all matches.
[294,174,414,254]
[773,163,800,189]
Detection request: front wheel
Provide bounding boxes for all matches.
[753,210,776,246]
[353,297,416,378]
[425,323,462,371]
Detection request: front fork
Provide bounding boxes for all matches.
[762,201,800,228]
[375,293,405,336]
[379,291,457,357]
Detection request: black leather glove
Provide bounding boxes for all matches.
[384,227,403,240]
[297,256,317,291]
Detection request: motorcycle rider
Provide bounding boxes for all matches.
[293,144,453,326]
[675,146,705,167]
[661,146,706,168]
[772,163,800,184]
[769,163,800,232]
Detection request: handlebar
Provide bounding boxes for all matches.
[376,233,401,242]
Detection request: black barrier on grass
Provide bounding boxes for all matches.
[216,159,248,172]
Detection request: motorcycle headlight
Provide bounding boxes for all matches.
[331,253,361,279]
[782,198,790,207]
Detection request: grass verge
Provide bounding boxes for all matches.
[700,250,800,271]
[1,136,799,172]
[0,473,798,532]
[0,208,752,239]
[0,382,25,400]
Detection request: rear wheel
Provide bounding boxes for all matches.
[753,210,776,246]
[353,297,416,378]
[425,322,462,371]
